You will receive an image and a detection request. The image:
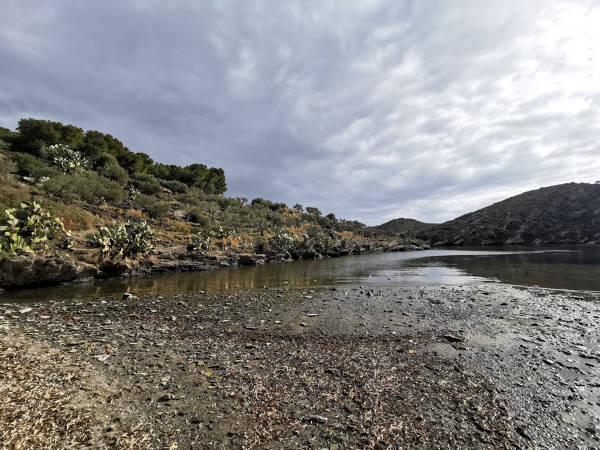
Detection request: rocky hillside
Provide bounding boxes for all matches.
[419,183,600,245]
[376,218,435,237]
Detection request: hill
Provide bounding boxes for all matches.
[376,218,436,236]
[0,118,419,288]
[415,183,600,245]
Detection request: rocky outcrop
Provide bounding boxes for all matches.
[0,256,98,289]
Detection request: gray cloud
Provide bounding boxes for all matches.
[2,0,600,224]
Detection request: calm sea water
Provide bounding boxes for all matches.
[2,246,599,302]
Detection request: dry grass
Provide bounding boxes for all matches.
[0,336,94,449]
[0,334,153,450]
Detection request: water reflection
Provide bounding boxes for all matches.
[2,246,599,302]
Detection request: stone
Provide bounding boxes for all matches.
[123,293,133,300]
[303,414,328,424]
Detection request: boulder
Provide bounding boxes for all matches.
[0,256,98,289]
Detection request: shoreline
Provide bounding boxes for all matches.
[2,282,599,447]
[0,241,428,292]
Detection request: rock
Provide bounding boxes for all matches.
[19,307,33,314]
[158,393,176,402]
[305,313,319,317]
[302,414,328,424]
[238,254,265,266]
[96,354,110,362]
[0,256,97,289]
[443,334,464,343]
[123,293,133,300]
[300,322,307,327]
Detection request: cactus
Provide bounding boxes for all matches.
[269,227,296,257]
[43,144,89,174]
[91,221,155,258]
[0,200,72,255]
[191,228,214,251]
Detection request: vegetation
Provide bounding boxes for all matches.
[0,200,72,256]
[91,221,155,258]
[0,117,400,273]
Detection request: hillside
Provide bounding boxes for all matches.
[415,183,600,245]
[376,218,436,236]
[0,118,419,288]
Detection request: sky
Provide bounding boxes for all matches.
[1,0,600,225]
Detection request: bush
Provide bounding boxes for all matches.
[96,153,128,184]
[0,152,16,180]
[43,144,89,174]
[302,225,335,254]
[91,220,155,258]
[0,199,72,255]
[269,227,296,257]
[184,207,209,226]
[175,190,204,206]
[161,179,189,194]
[146,201,170,220]
[45,172,126,205]
[133,173,162,195]
[11,152,60,179]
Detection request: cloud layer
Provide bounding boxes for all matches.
[2,0,600,224]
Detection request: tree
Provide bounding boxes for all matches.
[293,204,304,213]
[306,207,322,216]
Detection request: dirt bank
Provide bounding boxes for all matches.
[1,283,599,448]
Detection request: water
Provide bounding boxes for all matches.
[2,246,599,302]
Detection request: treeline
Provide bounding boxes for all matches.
[1,118,226,193]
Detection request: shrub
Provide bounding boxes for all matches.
[161,179,189,194]
[11,152,60,179]
[45,172,126,205]
[302,225,335,254]
[91,221,155,258]
[184,207,209,226]
[43,144,89,174]
[0,152,16,180]
[269,227,296,257]
[146,201,170,220]
[0,199,72,255]
[96,154,128,184]
[133,173,162,195]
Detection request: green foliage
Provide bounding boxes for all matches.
[0,199,72,256]
[15,118,83,155]
[301,225,335,254]
[96,153,128,184]
[269,227,296,257]
[131,194,169,219]
[133,173,162,195]
[191,228,213,251]
[306,207,322,216]
[146,201,170,220]
[11,152,60,180]
[160,179,189,194]
[91,221,155,258]
[0,152,16,180]
[45,172,126,205]
[184,207,209,226]
[43,144,89,174]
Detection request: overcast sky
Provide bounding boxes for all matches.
[2,1,599,225]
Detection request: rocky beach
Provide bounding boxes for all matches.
[2,282,599,448]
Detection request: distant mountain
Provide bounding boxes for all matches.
[380,183,600,246]
[376,218,436,236]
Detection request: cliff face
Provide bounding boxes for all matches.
[381,183,600,246]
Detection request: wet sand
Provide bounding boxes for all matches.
[1,283,599,448]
